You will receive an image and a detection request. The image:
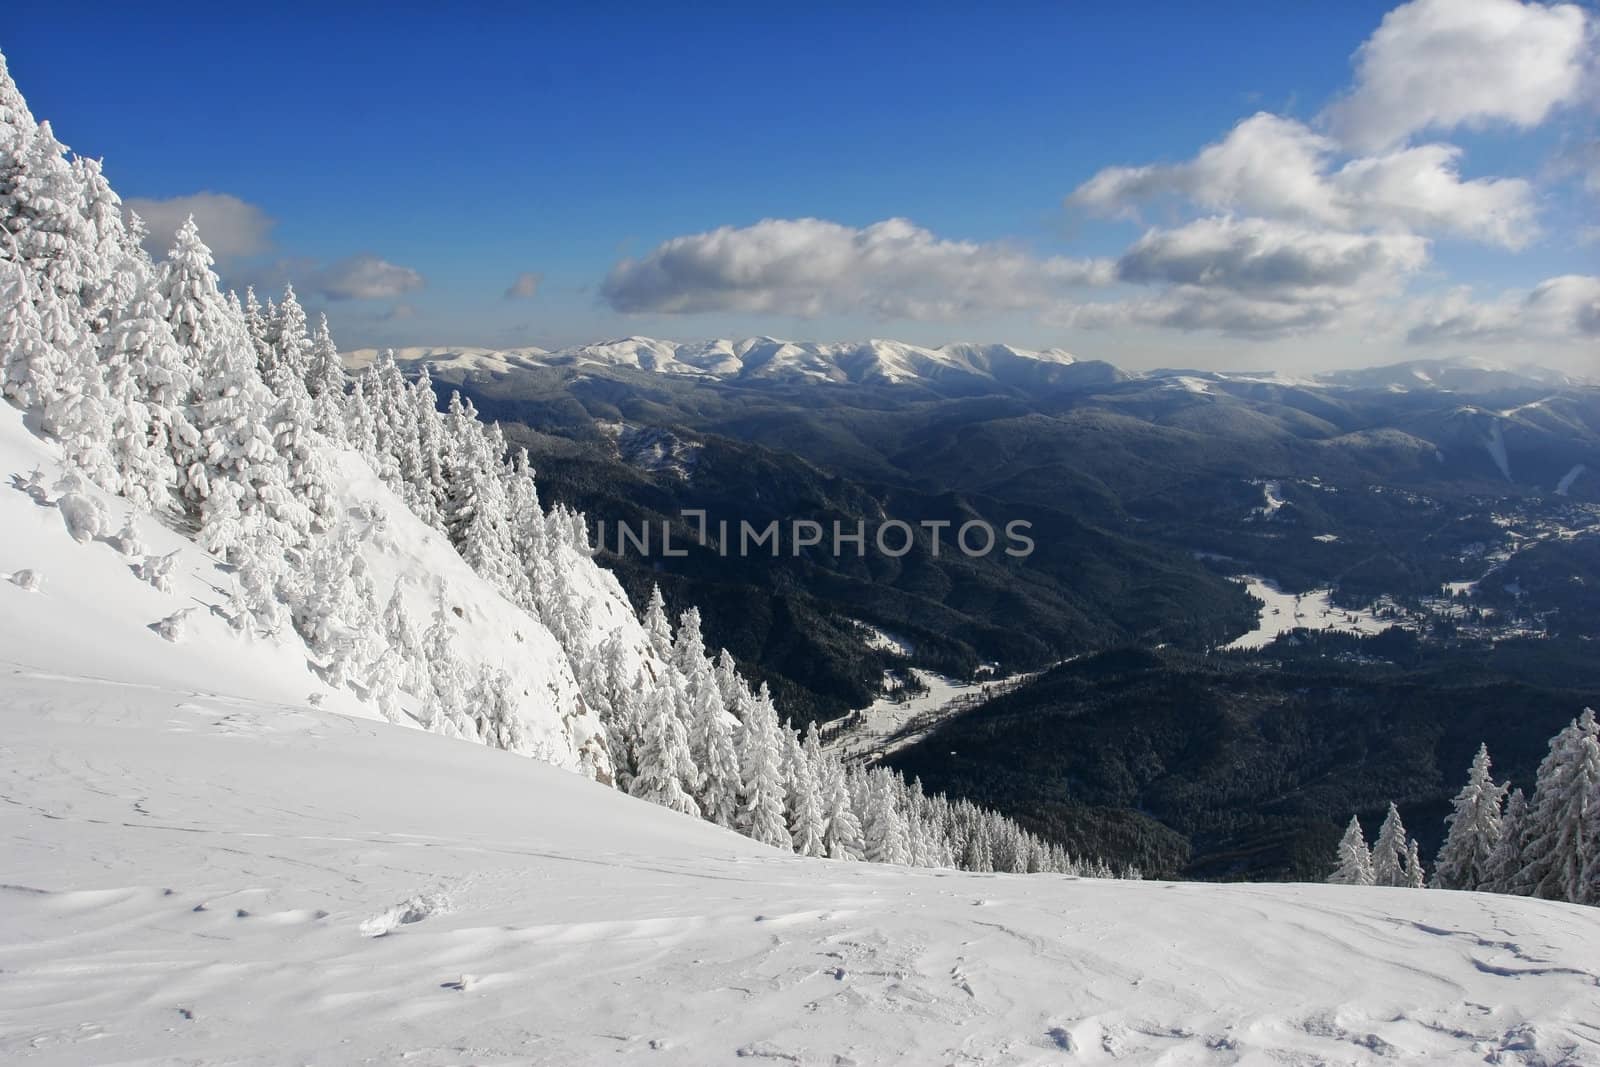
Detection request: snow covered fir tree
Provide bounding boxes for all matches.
[1331,711,1600,907]
[0,50,1106,881]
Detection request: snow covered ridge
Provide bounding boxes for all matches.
[349,339,1591,395]
[350,335,1086,388]
[0,48,1100,877]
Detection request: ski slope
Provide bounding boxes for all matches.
[6,666,1600,1065]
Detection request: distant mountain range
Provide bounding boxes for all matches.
[340,335,1598,730]
[348,338,1599,505]
[348,337,1590,397]
[350,336,1099,392]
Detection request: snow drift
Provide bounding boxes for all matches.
[4,665,1600,1065]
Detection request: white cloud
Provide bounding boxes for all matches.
[1070,113,1538,248]
[312,255,425,301]
[1072,115,1338,223]
[124,191,276,261]
[1116,216,1429,297]
[504,271,543,299]
[1036,217,1429,339]
[601,217,1113,319]
[1054,1,1595,349]
[1053,289,1358,338]
[601,214,1432,339]
[1331,144,1537,249]
[1407,274,1600,343]
[1325,0,1591,153]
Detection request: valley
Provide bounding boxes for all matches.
[824,664,1050,765]
[367,340,1600,882]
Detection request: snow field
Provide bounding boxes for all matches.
[5,668,1600,1066]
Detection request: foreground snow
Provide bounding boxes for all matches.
[5,670,1599,1066]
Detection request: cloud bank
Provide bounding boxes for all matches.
[124,192,276,261]
[603,217,1113,320]
[1115,217,1428,297]
[602,213,1432,339]
[1407,275,1600,344]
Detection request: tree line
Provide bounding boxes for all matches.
[1331,709,1599,906]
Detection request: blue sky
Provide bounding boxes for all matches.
[8,1,1597,371]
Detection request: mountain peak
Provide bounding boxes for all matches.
[346,336,1105,391]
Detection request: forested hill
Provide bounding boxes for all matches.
[887,635,1600,884]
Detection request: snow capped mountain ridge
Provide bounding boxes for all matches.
[344,345,552,376]
[1314,355,1592,393]
[349,335,1088,389]
[349,337,1590,397]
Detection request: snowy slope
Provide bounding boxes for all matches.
[0,401,609,774]
[328,449,615,771]
[5,666,1600,1066]
[1224,576,1394,650]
